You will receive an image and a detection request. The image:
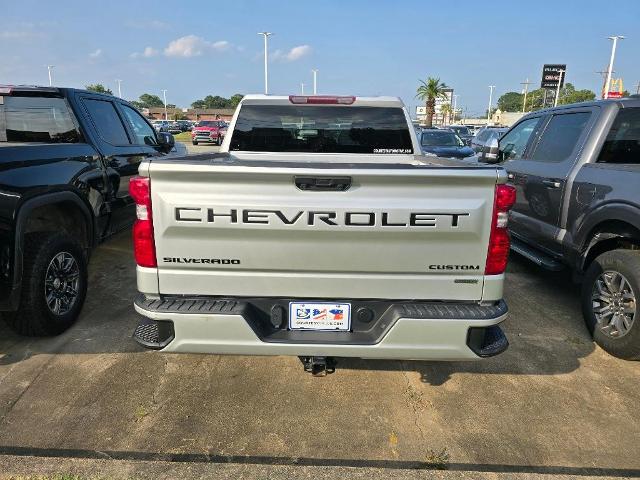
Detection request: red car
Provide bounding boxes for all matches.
[191,120,228,145]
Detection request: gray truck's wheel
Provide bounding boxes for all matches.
[4,233,88,336]
[582,250,640,360]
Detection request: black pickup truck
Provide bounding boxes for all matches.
[489,97,640,359]
[0,85,180,336]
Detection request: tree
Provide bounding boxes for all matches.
[137,93,165,108]
[496,83,596,113]
[229,94,244,108]
[440,103,451,126]
[191,94,244,110]
[416,77,448,127]
[85,84,113,95]
[558,84,596,105]
[497,91,524,112]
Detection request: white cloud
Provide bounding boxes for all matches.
[130,46,159,59]
[211,40,230,51]
[0,30,43,39]
[272,45,312,62]
[163,35,233,57]
[89,49,102,59]
[142,46,159,57]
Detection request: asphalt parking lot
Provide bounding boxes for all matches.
[183,141,221,155]
[0,232,639,479]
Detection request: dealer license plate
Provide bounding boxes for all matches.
[288,302,351,331]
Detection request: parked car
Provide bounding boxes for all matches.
[176,120,192,132]
[151,120,170,133]
[448,125,473,145]
[130,94,515,374]
[471,126,508,162]
[492,98,640,359]
[191,120,227,145]
[168,122,183,135]
[419,129,475,158]
[0,85,181,336]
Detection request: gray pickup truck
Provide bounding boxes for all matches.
[491,97,640,360]
[129,94,516,374]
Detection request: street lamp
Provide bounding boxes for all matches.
[604,35,625,99]
[47,65,54,86]
[520,78,531,112]
[452,94,458,124]
[487,85,495,122]
[312,69,318,95]
[115,79,123,98]
[301,83,305,95]
[554,70,565,107]
[257,32,273,94]
[161,89,168,120]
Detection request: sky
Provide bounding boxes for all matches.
[2,0,640,116]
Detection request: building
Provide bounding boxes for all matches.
[490,110,525,127]
[433,88,453,126]
[145,107,236,121]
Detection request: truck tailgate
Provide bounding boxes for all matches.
[148,161,499,301]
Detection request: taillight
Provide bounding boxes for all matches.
[288,95,356,105]
[129,176,157,268]
[485,184,516,275]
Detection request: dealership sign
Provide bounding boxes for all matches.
[541,64,566,89]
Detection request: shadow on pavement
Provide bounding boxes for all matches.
[338,254,596,384]
[1,240,596,383]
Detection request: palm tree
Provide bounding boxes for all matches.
[416,77,449,127]
[440,103,452,126]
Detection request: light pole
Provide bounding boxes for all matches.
[604,35,625,99]
[161,89,168,120]
[554,70,565,107]
[47,65,54,86]
[115,79,122,98]
[520,78,531,112]
[487,86,495,122]
[452,94,458,124]
[257,32,273,94]
[301,83,305,94]
[312,69,318,95]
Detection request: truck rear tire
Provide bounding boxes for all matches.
[4,232,88,336]
[582,249,640,360]
[192,141,198,145]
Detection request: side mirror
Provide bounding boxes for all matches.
[481,137,500,163]
[157,132,175,153]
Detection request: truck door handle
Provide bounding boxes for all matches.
[542,179,561,189]
[295,176,351,191]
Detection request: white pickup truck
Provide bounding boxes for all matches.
[130,94,515,374]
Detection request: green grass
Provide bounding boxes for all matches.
[173,131,191,142]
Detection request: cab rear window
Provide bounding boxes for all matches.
[229,105,413,154]
[597,107,640,164]
[0,96,82,143]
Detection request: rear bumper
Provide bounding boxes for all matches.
[133,295,508,360]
